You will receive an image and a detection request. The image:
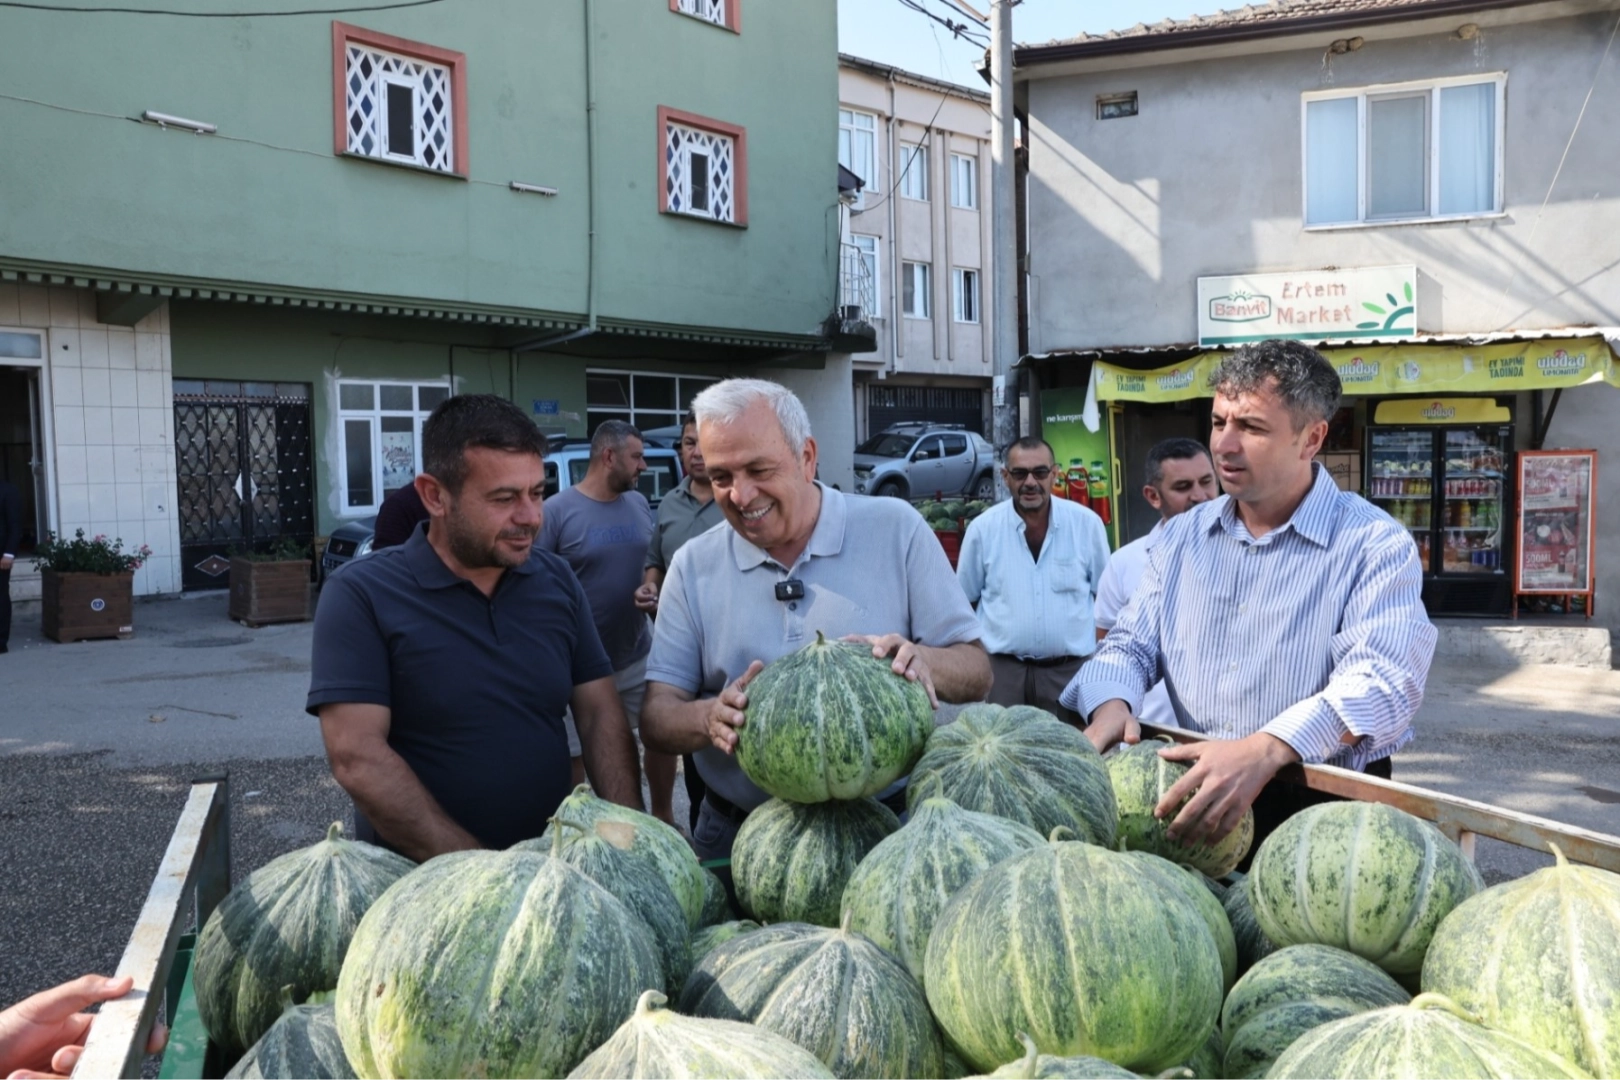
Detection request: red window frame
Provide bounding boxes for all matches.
[657,106,749,227]
[332,21,470,177]
[668,0,740,33]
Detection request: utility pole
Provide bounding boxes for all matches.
[989,0,1018,496]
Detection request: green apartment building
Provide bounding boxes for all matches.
[0,0,863,598]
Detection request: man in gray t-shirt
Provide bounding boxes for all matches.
[643,380,991,861]
[537,421,677,824]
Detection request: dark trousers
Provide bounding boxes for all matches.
[1236,755,1394,872]
[682,753,706,834]
[986,653,1085,725]
[0,564,10,647]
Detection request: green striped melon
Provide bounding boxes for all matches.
[514,819,690,996]
[196,823,413,1058]
[691,919,761,965]
[1106,738,1253,877]
[568,990,835,1079]
[1267,993,1591,1078]
[335,843,663,1079]
[1421,843,1620,1077]
[924,837,1223,1074]
[963,1033,1136,1079]
[736,630,934,802]
[906,704,1116,848]
[700,868,733,925]
[1119,851,1237,992]
[732,796,900,926]
[1220,944,1410,1079]
[679,918,944,1078]
[1222,876,1277,975]
[225,995,354,1080]
[1178,1026,1224,1080]
[840,795,1045,984]
[537,785,707,929]
[1249,801,1483,975]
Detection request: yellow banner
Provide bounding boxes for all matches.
[1373,398,1513,425]
[1092,336,1620,402]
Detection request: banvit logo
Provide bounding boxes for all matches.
[1207,290,1272,323]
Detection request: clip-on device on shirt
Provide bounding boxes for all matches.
[775,579,806,602]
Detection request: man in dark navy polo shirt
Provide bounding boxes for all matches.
[308,395,643,860]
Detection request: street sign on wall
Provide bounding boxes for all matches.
[1197,265,1417,347]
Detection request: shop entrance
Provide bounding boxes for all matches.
[173,380,314,591]
[0,365,48,555]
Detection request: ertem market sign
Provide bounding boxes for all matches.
[1197,265,1417,347]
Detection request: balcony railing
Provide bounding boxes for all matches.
[839,242,876,322]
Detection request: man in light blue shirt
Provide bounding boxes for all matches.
[1064,340,1436,855]
[958,436,1111,722]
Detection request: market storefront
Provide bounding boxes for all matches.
[1037,332,1617,619]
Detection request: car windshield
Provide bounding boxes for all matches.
[857,433,915,458]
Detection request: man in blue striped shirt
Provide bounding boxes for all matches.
[1063,340,1436,852]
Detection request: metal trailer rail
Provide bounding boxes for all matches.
[79,737,1620,1078]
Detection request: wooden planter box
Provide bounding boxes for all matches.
[42,569,134,643]
[228,558,313,627]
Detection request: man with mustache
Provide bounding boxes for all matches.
[956,436,1112,723]
[641,379,990,861]
[1064,340,1435,857]
[308,394,642,860]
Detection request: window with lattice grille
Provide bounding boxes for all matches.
[333,23,466,176]
[660,109,746,225]
[673,0,732,29]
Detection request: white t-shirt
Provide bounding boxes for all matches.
[1093,520,1177,729]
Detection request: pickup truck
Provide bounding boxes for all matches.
[852,422,997,500]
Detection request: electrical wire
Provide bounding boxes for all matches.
[893,0,988,48]
[0,0,447,15]
[850,87,952,214]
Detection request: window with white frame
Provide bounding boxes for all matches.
[952,267,979,324]
[839,109,877,208]
[1303,75,1504,226]
[899,142,929,201]
[664,118,738,223]
[587,370,720,435]
[847,234,880,317]
[950,153,978,209]
[337,381,450,512]
[673,0,731,29]
[343,42,456,173]
[902,261,931,318]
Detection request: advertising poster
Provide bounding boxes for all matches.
[1516,451,1596,594]
[380,430,417,492]
[1039,387,1118,548]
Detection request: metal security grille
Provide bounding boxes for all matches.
[174,382,313,591]
[345,44,454,172]
[675,0,727,26]
[868,386,986,435]
[665,122,734,221]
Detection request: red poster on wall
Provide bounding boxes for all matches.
[1514,451,1597,610]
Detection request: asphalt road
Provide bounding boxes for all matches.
[1,592,1617,1019]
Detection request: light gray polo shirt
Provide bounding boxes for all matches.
[646,482,983,810]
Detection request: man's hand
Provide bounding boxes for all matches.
[633,582,659,614]
[707,661,764,754]
[843,634,938,708]
[0,974,167,1079]
[1154,732,1300,845]
[1084,699,1141,754]
[0,555,13,571]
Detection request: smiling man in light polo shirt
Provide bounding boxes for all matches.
[641,379,991,860]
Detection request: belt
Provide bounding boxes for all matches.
[704,786,911,825]
[992,653,1084,668]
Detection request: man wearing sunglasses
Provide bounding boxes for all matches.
[957,436,1111,722]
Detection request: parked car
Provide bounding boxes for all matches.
[320,439,683,581]
[853,423,997,501]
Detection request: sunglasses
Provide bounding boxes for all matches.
[1007,467,1053,482]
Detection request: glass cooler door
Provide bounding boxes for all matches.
[1367,428,1436,571]
[1439,427,1508,576]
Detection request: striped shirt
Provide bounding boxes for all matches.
[1062,465,1436,769]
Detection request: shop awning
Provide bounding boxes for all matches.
[1086,331,1620,403]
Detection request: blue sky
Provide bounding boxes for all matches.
[837,0,1219,89]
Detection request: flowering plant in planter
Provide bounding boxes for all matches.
[32,529,153,574]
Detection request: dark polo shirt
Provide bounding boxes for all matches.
[307,523,612,853]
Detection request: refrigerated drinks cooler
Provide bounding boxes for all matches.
[1366,401,1514,616]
